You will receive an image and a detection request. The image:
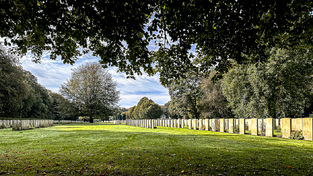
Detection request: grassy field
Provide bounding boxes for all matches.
[1,123,313,175]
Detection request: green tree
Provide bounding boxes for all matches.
[2,1,312,84]
[58,97,79,120]
[118,107,128,120]
[222,64,261,118]
[50,92,78,120]
[263,48,313,118]
[161,101,170,118]
[199,71,233,118]
[25,72,55,119]
[222,48,313,118]
[168,100,181,119]
[60,63,120,123]
[143,103,163,119]
[126,106,136,119]
[0,47,79,119]
[50,93,64,120]
[168,73,202,119]
[127,97,163,119]
[0,47,35,118]
[132,97,150,119]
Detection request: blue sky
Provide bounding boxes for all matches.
[20,53,170,108]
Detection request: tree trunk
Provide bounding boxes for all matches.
[194,97,199,119]
[89,116,94,123]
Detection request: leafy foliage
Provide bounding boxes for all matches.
[222,48,313,118]
[1,1,313,84]
[199,71,233,118]
[0,47,68,119]
[0,47,34,117]
[50,93,78,120]
[161,101,170,118]
[126,97,163,119]
[290,130,304,140]
[168,72,202,119]
[60,63,119,122]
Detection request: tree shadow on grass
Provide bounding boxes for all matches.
[2,124,313,175]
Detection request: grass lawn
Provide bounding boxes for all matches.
[1,123,313,175]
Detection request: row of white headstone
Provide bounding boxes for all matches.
[126,119,222,130]
[0,119,85,131]
[54,120,84,124]
[125,118,313,141]
[126,119,156,128]
[126,118,273,136]
[0,120,54,130]
[113,120,127,124]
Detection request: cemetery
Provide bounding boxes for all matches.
[1,121,313,175]
[1,1,313,175]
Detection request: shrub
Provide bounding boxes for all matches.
[234,126,239,133]
[289,130,304,140]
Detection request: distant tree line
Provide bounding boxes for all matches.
[1,48,121,122]
[165,48,313,119]
[125,47,313,120]
[0,47,77,119]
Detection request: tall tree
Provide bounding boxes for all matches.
[0,47,35,118]
[126,106,136,119]
[161,101,170,118]
[50,92,78,120]
[168,100,181,119]
[50,93,64,120]
[199,71,233,118]
[222,48,313,118]
[168,72,202,119]
[1,1,312,84]
[126,97,163,119]
[25,72,54,119]
[60,63,120,122]
[117,107,128,120]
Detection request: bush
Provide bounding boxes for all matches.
[289,130,304,140]
[234,125,239,133]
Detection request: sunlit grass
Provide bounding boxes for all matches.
[1,123,313,175]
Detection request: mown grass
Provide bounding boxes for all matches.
[1,123,313,175]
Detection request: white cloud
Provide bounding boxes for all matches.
[21,54,170,108]
[106,67,170,108]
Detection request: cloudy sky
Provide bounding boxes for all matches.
[20,53,170,108]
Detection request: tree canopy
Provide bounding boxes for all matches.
[1,1,313,84]
[168,72,202,119]
[60,63,120,122]
[199,71,233,118]
[0,47,74,119]
[222,48,313,118]
[126,97,163,119]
